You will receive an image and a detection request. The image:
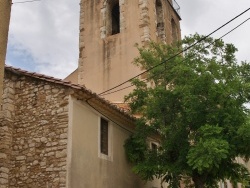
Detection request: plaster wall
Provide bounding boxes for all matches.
[68,98,166,188]
[78,0,181,102]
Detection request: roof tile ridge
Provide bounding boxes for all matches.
[5,65,87,89]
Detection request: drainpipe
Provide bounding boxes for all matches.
[0,0,12,105]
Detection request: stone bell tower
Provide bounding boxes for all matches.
[76,0,181,102]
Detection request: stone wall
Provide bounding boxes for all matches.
[1,72,70,188]
[0,78,15,188]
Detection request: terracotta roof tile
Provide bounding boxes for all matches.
[4,65,134,120]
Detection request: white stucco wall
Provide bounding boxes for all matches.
[67,97,165,188]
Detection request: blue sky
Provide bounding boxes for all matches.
[6,0,250,79]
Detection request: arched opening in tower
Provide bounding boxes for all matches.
[171,19,178,42]
[111,3,120,35]
[156,0,165,41]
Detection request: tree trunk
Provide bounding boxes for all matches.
[192,174,205,188]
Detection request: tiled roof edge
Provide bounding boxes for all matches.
[4,65,134,121]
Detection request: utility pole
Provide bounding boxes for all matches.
[0,0,12,105]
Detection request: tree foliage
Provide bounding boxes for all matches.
[124,34,250,188]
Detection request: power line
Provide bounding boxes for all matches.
[100,84,134,97]
[99,17,250,97]
[98,7,250,96]
[85,98,161,143]
[12,0,41,4]
[85,99,134,134]
[94,19,250,144]
[84,98,160,142]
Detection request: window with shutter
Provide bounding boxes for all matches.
[100,118,109,155]
[99,117,113,161]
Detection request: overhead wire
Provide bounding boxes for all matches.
[7,2,249,129]
[12,0,41,4]
[99,17,250,97]
[89,17,250,138]
[98,7,250,96]
[85,98,161,142]
[85,99,134,134]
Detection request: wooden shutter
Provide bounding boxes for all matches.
[100,118,109,155]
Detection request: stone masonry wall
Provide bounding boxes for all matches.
[1,72,70,188]
[0,78,15,188]
[139,0,151,45]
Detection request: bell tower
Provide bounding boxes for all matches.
[77,0,181,102]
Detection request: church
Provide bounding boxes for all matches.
[0,0,181,187]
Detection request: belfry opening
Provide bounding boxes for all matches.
[155,0,165,41]
[111,2,120,35]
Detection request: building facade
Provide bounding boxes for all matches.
[66,0,181,102]
[0,66,163,187]
[0,0,182,187]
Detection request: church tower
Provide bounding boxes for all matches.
[77,0,181,102]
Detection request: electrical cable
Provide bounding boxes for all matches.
[84,88,163,142]
[85,18,250,157]
[98,7,250,96]
[99,84,135,97]
[12,0,41,4]
[90,17,250,145]
[76,8,250,143]
[84,97,160,143]
[84,18,250,145]
[99,17,250,97]
[85,99,134,134]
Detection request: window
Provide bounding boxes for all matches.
[150,141,159,151]
[100,118,109,155]
[106,0,120,36]
[99,117,113,161]
[111,3,120,35]
[151,142,158,150]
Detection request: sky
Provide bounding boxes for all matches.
[6,0,250,79]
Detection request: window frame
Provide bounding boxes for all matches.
[98,117,113,161]
[106,0,120,36]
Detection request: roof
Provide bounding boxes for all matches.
[4,66,135,129]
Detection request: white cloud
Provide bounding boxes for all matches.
[178,0,250,62]
[7,0,80,78]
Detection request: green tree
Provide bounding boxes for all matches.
[124,34,250,188]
